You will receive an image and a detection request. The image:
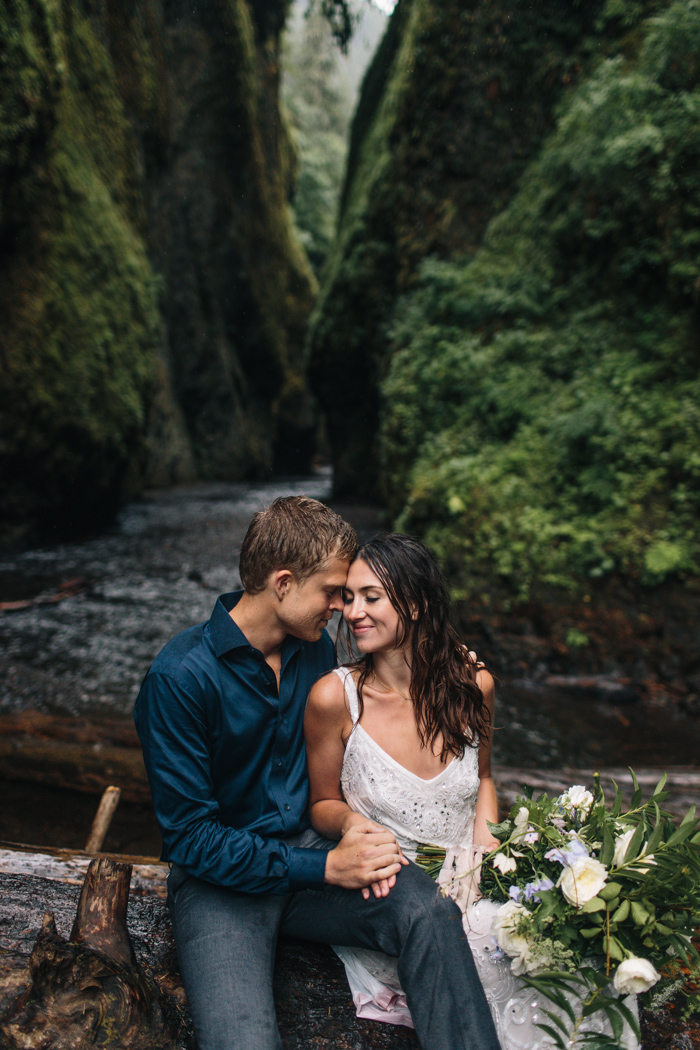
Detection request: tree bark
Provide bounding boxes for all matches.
[0,859,179,1050]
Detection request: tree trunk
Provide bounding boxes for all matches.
[0,859,179,1050]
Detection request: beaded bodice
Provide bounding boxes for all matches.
[335,666,480,859]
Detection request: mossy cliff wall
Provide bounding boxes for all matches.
[309,0,623,498]
[0,0,315,544]
[310,0,700,644]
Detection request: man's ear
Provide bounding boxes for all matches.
[273,569,293,602]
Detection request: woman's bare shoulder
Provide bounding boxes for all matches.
[458,645,495,698]
[307,668,348,712]
[476,667,495,696]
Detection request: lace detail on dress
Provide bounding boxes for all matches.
[333,667,480,859]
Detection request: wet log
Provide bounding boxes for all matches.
[0,842,167,897]
[0,859,180,1050]
[0,713,149,804]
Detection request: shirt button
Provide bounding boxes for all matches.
[277,760,283,768]
[284,804,291,811]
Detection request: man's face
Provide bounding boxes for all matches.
[278,556,350,642]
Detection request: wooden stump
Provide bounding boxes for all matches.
[0,859,179,1050]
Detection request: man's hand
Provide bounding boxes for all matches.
[325,820,408,897]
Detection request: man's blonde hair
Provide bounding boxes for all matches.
[239,496,357,593]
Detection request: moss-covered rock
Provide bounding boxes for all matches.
[308,0,638,497]
[0,0,316,544]
[0,0,161,541]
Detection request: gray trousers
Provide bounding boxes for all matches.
[167,836,501,1050]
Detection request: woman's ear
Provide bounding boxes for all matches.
[409,602,419,621]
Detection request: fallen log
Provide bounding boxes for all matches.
[0,712,149,804]
[0,842,167,897]
[0,738,149,804]
[0,861,696,1050]
[0,711,141,748]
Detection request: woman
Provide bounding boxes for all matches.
[305,535,637,1049]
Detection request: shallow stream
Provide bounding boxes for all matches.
[1,473,698,854]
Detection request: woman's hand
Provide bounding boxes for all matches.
[473,835,500,855]
[340,814,409,899]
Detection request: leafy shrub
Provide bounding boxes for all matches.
[380,0,700,597]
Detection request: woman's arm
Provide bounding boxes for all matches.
[304,672,377,839]
[305,672,407,898]
[472,669,500,851]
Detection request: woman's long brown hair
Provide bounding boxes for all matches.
[340,534,491,760]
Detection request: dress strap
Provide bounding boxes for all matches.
[333,666,360,724]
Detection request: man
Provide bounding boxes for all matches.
[135,495,500,1050]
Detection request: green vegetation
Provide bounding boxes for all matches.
[380,0,700,598]
[0,0,160,539]
[282,5,353,271]
[309,0,633,496]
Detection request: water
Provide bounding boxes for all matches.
[1,473,698,853]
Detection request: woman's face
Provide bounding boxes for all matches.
[342,558,404,654]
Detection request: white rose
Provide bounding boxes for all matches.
[558,856,608,906]
[491,901,534,973]
[613,957,660,994]
[492,852,517,874]
[565,785,594,812]
[613,828,636,867]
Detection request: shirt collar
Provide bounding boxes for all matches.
[209,591,250,656]
[209,591,305,663]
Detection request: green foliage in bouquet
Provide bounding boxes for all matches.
[478,772,700,1048]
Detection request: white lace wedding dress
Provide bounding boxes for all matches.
[331,667,638,1050]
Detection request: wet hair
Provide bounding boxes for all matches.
[239,495,357,593]
[342,534,491,759]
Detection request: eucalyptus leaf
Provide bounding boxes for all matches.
[624,821,645,863]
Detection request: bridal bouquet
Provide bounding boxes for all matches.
[476,772,700,1048]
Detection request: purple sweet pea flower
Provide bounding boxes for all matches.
[523,878,554,902]
[508,885,523,903]
[544,838,589,867]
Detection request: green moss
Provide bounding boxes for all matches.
[0,0,160,540]
[380,0,700,597]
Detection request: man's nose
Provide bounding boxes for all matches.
[328,591,345,612]
[346,599,364,621]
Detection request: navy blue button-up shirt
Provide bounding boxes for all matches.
[134,591,334,894]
